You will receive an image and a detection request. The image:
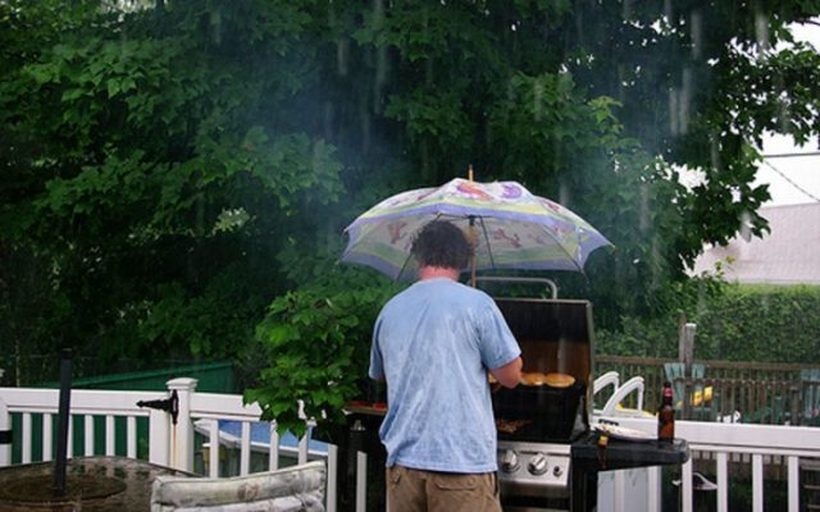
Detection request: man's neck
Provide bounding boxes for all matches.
[418,266,461,281]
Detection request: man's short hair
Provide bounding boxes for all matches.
[411,220,472,270]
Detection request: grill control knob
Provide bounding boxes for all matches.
[528,453,549,476]
[501,450,520,473]
[553,465,563,477]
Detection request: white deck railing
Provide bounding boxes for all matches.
[3,378,820,512]
[596,414,820,512]
[0,378,347,512]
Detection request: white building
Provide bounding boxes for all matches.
[692,202,820,285]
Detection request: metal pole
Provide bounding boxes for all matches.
[53,348,72,496]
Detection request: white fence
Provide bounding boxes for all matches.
[0,378,353,512]
[3,378,820,511]
[596,414,820,512]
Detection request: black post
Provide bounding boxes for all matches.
[53,348,72,496]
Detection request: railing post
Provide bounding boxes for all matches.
[717,452,729,512]
[682,458,694,512]
[647,467,661,512]
[0,396,10,466]
[752,454,764,512]
[167,377,197,472]
[327,444,338,512]
[679,322,696,376]
[787,456,799,512]
[356,451,368,512]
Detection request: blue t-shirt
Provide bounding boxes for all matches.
[368,278,521,473]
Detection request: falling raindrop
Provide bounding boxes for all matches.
[617,64,627,100]
[775,73,790,133]
[360,96,371,155]
[532,80,543,121]
[323,101,334,142]
[362,113,371,155]
[337,38,349,76]
[209,8,222,46]
[668,88,680,135]
[754,9,770,53]
[650,237,662,290]
[372,0,387,112]
[558,181,570,209]
[373,0,384,29]
[739,210,753,242]
[421,141,431,181]
[710,135,722,171]
[374,45,388,112]
[663,0,673,26]
[679,67,692,134]
[639,183,650,233]
[312,141,322,176]
[690,9,702,60]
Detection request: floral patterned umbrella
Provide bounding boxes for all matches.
[341,177,612,280]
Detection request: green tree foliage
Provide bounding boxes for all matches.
[1,0,346,377]
[1,1,818,432]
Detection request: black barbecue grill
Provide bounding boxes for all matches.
[493,297,593,444]
[482,278,688,512]
[481,278,594,512]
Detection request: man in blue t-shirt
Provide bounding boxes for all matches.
[369,220,522,512]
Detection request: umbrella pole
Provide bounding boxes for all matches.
[467,165,477,287]
[469,228,477,287]
[468,218,478,287]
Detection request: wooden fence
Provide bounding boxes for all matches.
[595,355,820,425]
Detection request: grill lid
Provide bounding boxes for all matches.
[492,298,595,443]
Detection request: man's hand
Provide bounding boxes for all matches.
[490,357,523,388]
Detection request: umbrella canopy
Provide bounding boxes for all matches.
[341,177,613,280]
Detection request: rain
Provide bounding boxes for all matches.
[0,2,819,510]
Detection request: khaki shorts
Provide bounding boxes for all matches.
[386,465,501,512]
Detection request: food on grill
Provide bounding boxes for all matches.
[518,372,576,388]
[496,418,532,434]
[544,372,575,388]
[519,372,548,386]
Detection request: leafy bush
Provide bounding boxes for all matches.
[597,281,820,364]
[695,284,820,363]
[244,266,401,436]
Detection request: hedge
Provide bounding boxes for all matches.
[596,283,820,364]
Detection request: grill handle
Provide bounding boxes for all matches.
[473,276,558,299]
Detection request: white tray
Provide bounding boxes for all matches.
[594,423,656,442]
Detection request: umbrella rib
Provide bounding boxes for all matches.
[536,223,586,274]
[395,246,414,282]
[477,216,496,270]
[395,212,444,281]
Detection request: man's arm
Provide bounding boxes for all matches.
[369,318,385,382]
[490,356,522,388]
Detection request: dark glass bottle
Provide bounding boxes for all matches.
[658,381,675,443]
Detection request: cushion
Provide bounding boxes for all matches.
[150,460,326,512]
